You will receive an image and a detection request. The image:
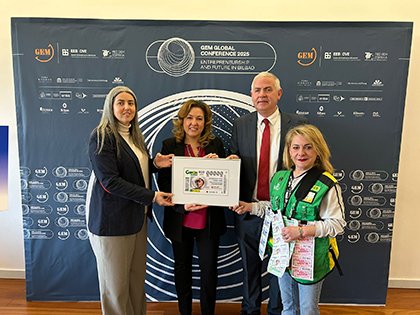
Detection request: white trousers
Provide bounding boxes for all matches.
[89,218,148,315]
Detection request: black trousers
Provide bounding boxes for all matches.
[234,214,282,315]
[171,225,220,315]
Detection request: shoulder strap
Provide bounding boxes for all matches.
[294,167,324,202]
[318,171,337,188]
[288,167,323,219]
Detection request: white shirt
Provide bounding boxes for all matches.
[119,123,150,212]
[252,109,281,201]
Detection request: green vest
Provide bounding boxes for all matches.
[270,169,340,284]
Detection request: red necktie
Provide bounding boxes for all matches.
[257,119,270,200]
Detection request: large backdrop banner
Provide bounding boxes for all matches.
[11,18,412,304]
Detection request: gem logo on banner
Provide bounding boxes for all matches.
[297,47,317,66]
[35,43,54,62]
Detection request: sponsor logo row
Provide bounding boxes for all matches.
[296,108,382,118]
[34,43,388,69]
[35,44,125,62]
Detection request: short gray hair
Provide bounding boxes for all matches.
[251,72,281,91]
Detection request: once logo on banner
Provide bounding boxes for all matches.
[297,47,317,66]
[157,38,195,77]
[146,37,276,76]
[35,44,54,63]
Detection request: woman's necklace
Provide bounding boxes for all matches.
[186,144,202,157]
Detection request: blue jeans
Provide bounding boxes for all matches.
[278,272,324,315]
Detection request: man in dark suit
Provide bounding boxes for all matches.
[229,72,308,315]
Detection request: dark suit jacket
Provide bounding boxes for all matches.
[88,131,156,236]
[229,110,308,216]
[158,136,227,243]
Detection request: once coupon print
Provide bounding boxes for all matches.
[184,168,228,195]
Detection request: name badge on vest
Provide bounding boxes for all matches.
[259,207,272,260]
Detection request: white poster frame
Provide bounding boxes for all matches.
[171,156,241,207]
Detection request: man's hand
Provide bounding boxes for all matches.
[226,154,240,160]
[230,201,252,215]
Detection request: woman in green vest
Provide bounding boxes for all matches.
[232,124,346,315]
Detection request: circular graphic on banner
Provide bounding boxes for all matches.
[349,195,363,206]
[56,216,69,228]
[350,170,364,181]
[22,204,30,215]
[347,220,361,231]
[56,192,69,203]
[75,204,86,216]
[370,183,384,194]
[365,232,380,244]
[54,166,68,178]
[23,229,31,239]
[157,38,195,77]
[21,179,28,190]
[74,179,88,191]
[75,229,89,240]
[367,208,382,219]
[138,89,255,301]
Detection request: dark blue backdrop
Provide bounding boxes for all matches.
[11,18,412,304]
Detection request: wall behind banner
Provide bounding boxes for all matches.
[1,0,419,295]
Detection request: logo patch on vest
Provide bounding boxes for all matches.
[303,191,316,203]
[312,185,321,192]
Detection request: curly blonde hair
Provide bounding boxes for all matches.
[172,99,215,147]
[283,124,334,174]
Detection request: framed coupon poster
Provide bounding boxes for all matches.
[171,157,241,207]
